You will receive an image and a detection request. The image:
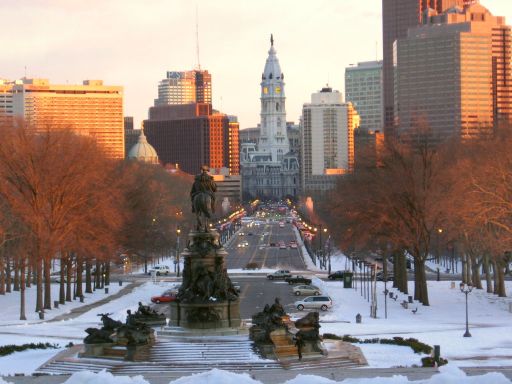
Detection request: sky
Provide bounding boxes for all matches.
[1,0,511,130]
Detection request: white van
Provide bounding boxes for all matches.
[148,265,171,276]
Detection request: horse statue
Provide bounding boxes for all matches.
[192,192,213,231]
[190,166,217,232]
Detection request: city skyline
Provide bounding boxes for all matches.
[3,0,509,130]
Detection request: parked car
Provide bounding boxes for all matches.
[295,295,333,311]
[148,265,171,276]
[267,270,292,280]
[151,290,177,303]
[328,270,350,280]
[376,271,394,281]
[285,275,312,285]
[293,285,321,296]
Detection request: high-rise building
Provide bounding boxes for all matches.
[240,36,300,200]
[154,70,212,106]
[124,116,140,158]
[345,61,383,133]
[143,103,239,175]
[394,2,512,143]
[0,79,14,124]
[5,78,124,158]
[382,0,466,138]
[301,87,358,194]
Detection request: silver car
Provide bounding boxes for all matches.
[295,295,332,311]
[293,285,321,296]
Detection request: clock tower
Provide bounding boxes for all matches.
[259,34,290,162]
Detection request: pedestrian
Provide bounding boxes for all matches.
[295,334,305,361]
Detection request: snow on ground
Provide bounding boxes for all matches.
[2,366,511,383]
[0,236,512,380]
[0,281,123,326]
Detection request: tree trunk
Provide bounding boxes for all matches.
[36,258,43,312]
[471,252,482,289]
[85,259,92,294]
[492,260,499,295]
[43,257,52,310]
[397,251,408,294]
[26,261,31,288]
[497,256,507,298]
[5,254,11,293]
[413,257,429,306]
[13,257,19,291]
[59,254,65,304]
[66,254,72,302]
[482,254,493,293]
[105,262,110,286]
[19,257,26,321]
[76,256,83,298]
[461,253,468,284]
[95,260,101,289]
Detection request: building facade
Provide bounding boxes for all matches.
[3,78,124,158]
[394,2,512,143]
[382,0,466,138]
[301,87,358,194]
[345,61,383,133]
[144,103,239,175]
[240,36,300,201]
[154,70,212,106]
[124,116,140,158]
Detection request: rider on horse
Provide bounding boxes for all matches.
[190,165,217,216]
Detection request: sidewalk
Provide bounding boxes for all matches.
[46,281,145,323]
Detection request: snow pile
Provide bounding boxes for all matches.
[3,366,508,384]
[63,370,149,384]
[169,368,260,383]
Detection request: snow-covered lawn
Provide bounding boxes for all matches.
[0,248,511,382]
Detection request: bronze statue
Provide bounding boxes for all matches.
[190,165,217,231]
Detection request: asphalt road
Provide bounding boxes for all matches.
[224,221,306,270]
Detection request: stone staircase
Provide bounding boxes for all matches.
[36,335,366,376]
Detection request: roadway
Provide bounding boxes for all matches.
[224,220,306,271]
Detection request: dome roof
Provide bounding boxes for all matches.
[128,129,159,164]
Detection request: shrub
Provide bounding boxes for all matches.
[321,334,432,354]
[244,262,260,270]
[421,356,448,367]
[0,343,59,357]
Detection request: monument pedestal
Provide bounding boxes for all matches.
[167,229,241,335]
[170,299,241,329]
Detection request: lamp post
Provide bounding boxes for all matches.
[436,228,443,264]
[327,234,332,275]
[460,282,473,337]
[176,227,181,277]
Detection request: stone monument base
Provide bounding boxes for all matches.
[170,300,241,329]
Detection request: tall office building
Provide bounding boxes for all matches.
[154,70,212,106]
[240,36,300,200]
[144,103,239,175]
[345,61,384,133]
[395,2,512,143]
[301,87,358,194]
[0,79,14,124]
[4,78,124,158]
[382,0,466,138]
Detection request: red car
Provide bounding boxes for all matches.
[151,290,177,304]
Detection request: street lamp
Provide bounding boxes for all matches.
[176,227,181,277]
[460,282,473,337]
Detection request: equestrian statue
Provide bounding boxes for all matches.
[190,165,217,232]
